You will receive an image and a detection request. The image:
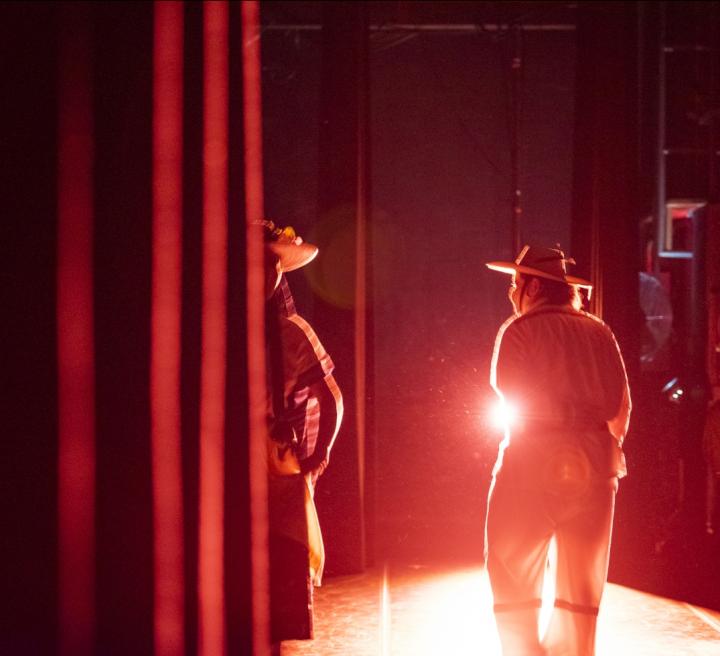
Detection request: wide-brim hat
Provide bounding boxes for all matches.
[486,244,592,289]
[263,220,318,272]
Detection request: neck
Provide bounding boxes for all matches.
[520,295,546,315]
[522,298,577,316]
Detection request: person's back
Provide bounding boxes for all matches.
[484,245,631,656]
[495,305,627,429]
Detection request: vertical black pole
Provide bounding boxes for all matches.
[510,26,523,255]
[571,1,642,361]
[679,206,711,526]
[315,1,370,575]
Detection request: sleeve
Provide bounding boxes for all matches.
[606,329,632,443]
[300,373,343,475]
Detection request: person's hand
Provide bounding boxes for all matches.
[269,417,295,445]
[300,459,326,487]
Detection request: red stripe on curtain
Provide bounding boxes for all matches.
[57,6,95,656]
[152,3,185,655]
[241,2,270,652]
[200,2,229,655]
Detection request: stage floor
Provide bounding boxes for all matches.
[281,563,720,655]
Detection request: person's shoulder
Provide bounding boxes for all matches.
[576,310,617,335]
[510,305,572,328]
[578,309,605,324]
[570,311,624,351]
[495,314,530,348]
[518,306,605,327]
[281,313,318,341]
[496,313,520,336]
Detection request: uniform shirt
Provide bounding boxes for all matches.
[491,303,631,477]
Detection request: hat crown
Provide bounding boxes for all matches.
[515,245,573,279]
[262,219,299,245]
[485,244,591,289]
[260,219,319,272]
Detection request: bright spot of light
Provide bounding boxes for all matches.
[539,537,557,641]
[376,566,502,655]
[662,376,685,404]
[379,563,391,656]
[489,398,519,431]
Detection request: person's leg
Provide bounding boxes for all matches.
[486,474,553,655]
[269,534,313,643]
[542,480,617,656]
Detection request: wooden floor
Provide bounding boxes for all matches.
[281,563,720,655]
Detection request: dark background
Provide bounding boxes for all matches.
[2,1,720,654]
[261,0,575,566]
[259,0,720,611]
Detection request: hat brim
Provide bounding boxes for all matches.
[268,241,319,272]
[486,261,592,289]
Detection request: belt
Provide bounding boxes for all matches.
[521,418,607,432]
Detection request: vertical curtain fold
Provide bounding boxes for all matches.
[57,5,95,655]
[152,3,185,655]
[199,2,229,654]
[47,2,269,653]
[241,1,271,652]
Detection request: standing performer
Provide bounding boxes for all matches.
[262,221,343,654]
[484,245,631,655]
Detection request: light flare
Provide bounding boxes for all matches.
[376,567,501,654]
[489,398,519,432]
[379,564,391,656]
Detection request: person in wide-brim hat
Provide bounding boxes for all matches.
[486,244,592,289]
[261,218,343,650]
[483,243,631,656]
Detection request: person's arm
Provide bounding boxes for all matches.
[491,319,528,405]
[606,331,632,445]
[299,373,343,480]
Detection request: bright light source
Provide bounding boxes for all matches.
[662,377,684,404]
[490,398,518,431]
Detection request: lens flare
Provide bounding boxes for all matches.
[489,398,518,431]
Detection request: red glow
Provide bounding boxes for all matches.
[670,208,691,220]
[152,3,185,655]
[57,7,95,655]
[242,2,271,651]
[199,2,228,655]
